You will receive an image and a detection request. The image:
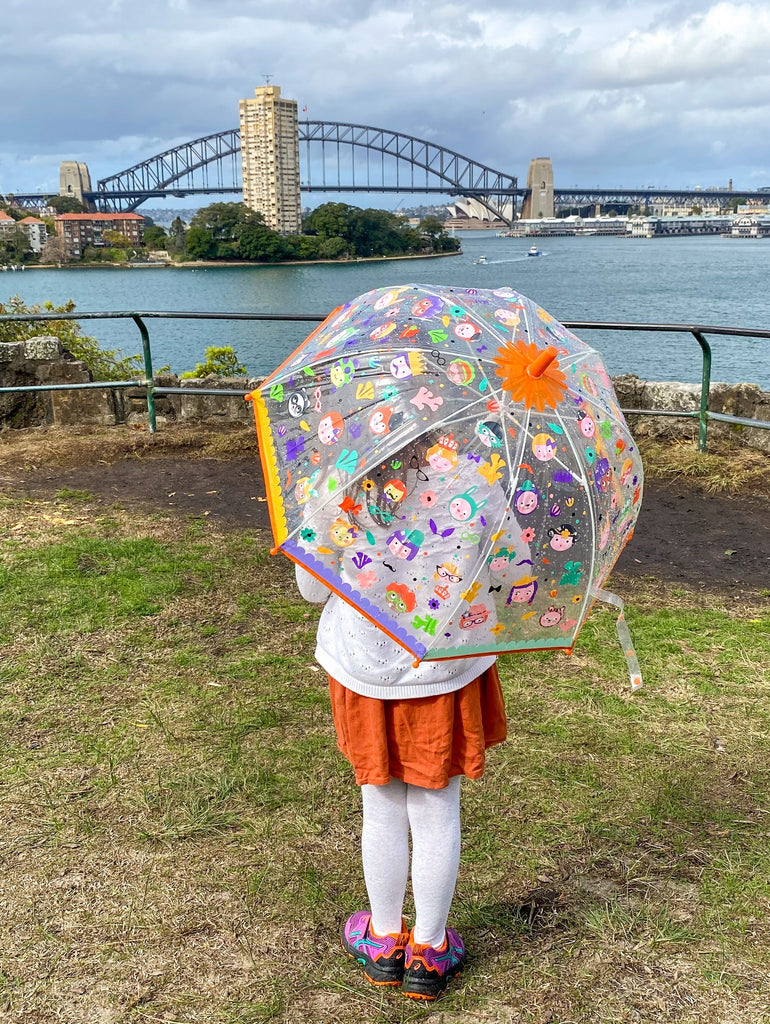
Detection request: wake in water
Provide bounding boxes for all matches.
[478,254,549,264]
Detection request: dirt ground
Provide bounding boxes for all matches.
[1,426,768,601]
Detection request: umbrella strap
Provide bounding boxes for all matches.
[589,587,643,691]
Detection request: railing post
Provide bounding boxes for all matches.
[692,331,712,453]
[132,315,156,434]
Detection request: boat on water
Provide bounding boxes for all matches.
[527,245,541,257]
[475,255,487,264]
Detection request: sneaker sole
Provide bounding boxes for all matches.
[342,940,403,987]
[402,965,464,1001]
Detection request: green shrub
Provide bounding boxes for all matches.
[180,346,247,379]
[0,296,143,381]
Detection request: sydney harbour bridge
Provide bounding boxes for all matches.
[7,120,761,218]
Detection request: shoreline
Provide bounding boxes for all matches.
[22,250,462,271]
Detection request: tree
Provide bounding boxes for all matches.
[318,236,349,259]
[185,226,217,259]
[102,229,128,247]
[168,216,187,252]
[143,225,169,249]
[180,346,247,378]
[281,233,322,260]
[190,202,250,241]
[47,196,85,214]
[303,202,354,239]
[40,236,68,265]
[235,217,285,261]
[346,208,411,257]
[0,227,32,264]
[418,215,460,253]
[419,215,445,240]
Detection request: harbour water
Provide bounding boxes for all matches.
[5,232,770,388]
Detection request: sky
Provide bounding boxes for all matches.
[2,0,770,207]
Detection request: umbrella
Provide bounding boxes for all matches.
[248,284,644,687]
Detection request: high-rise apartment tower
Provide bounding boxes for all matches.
[239,85,302,234]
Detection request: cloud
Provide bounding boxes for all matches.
[584,2,770,87]
[1,0,769,195]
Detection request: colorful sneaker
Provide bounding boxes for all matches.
[401,927,467,1001]
[341,911,409,986]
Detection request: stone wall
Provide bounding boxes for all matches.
[612,374,770,454]
[0,338,260,430]
[0,335,121,429]
[2,337,769,453]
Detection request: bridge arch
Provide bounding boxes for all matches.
[93,121,519,222]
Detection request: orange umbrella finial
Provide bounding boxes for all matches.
[493,340,567,411]
[527,344,559,379]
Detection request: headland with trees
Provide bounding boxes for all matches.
[0,198,460,267]
[153,201,459,263]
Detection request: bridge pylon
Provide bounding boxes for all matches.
[521,157,554,219]
[59,161,96,211]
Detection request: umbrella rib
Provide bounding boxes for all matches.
[555,404,596,634]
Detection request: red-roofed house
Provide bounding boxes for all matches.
[55,212,144,258]
[0,210,24,257]
[17,216,48,253]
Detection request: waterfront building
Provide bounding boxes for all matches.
[508,213,748,238]
[628,218,655,238]
[54,212,144,259]
[635,215,733,237]
[0,211,48,255]
[239,85,302,235]
[17,216,47,253]
[508,215,628,237]
[731,216,770,238]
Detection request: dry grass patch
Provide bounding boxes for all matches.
[0,422,257,472]
[638,436,770,497]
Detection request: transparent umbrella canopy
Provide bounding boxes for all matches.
[248,284,644,687]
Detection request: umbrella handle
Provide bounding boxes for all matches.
[589,587,643,691]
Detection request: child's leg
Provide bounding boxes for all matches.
[406,776,462,947]
[361,779,410,935]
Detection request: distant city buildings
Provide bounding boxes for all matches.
[54,212,144,258]
[505,213,770,238]
[239,85,302,234]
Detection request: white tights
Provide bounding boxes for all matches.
[360,776,461,948]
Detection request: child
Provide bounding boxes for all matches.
[294,440,507,1002]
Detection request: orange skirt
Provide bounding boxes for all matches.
[328,664,507,789]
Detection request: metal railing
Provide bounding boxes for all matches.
[1,310,768,451]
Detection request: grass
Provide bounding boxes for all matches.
[1,456,770,1021]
